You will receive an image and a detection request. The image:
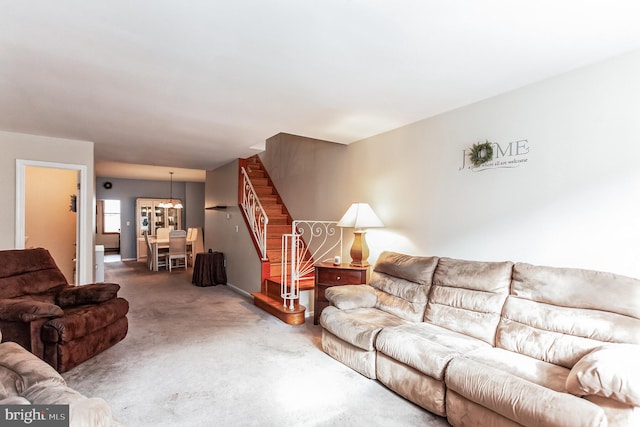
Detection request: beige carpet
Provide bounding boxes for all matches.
[63,260,448,426]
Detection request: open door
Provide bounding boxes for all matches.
[15,160,89,284]
[24,167,78,283]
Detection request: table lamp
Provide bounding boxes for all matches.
[337,202,384,267]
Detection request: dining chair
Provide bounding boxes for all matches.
[145,230,167,270]
[156,227,170,241]
[192,227,204,254]
[143,231,153,271]
[186,227,197,266]
[166,230,188,272]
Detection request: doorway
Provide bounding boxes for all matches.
[97,199,122,263]
[25,167,78,283]
[15,160,89,284]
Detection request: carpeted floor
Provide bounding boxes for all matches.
[63,260,448,426]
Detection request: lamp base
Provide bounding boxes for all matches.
[349,260,370,268]
[349,230,370,268]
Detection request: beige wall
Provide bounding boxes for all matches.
[204,160,262,294]
[208,49,640,281]
[261,133,351,220]
[1,130,96,283]
[341,49,640,278]
[26,167,78,283]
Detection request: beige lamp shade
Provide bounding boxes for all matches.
[337,203,383,267]
[337,203,384,230]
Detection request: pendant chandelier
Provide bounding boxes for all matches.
[158,172,183,209]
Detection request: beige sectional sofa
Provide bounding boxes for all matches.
[320,252,640,426]
[0,330,121,427]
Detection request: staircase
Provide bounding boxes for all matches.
[239,156,315,325]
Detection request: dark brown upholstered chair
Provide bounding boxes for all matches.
[0,248,129,373]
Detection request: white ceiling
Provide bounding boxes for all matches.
[2,1,640,182]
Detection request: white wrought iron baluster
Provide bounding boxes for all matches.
[281,233,290,308]
[289,232,297,310]
[280,221,343,308]
[279,232,300,310]
[292,221,342,278]
[240,167,268,260]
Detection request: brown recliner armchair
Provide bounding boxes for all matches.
[0,248,129,373]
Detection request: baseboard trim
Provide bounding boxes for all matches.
[225,282,253,299]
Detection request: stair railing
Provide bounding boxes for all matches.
[240,167,268,260]
[281,221,343,310]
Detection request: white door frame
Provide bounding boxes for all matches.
[15,159,89,284]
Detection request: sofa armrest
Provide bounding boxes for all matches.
[325,285,377,310]
[55,283,121,307]
[0,298,64,322]
[566,343,640,406]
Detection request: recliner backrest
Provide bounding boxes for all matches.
[369,251,439,322]
[425,257,513,346]
[0,248,68,299]
[497,263,640,368]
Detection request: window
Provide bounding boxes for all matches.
[102,200,121,234]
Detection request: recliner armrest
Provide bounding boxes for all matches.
[566,343,640,407]
[325,285,377,310]
[55,283,121,307]
[0,298,64,322]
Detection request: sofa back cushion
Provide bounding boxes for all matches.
[369,251,439,322]
[0,248,67,299]
[425,257,513,345]
[497,263,640,369]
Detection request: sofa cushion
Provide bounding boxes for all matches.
[322,330,378,379]
[584,395,640,427]
[446,354,607,427]
[368,252,438,322]
[325,285,377,310]
[425,257,513,345]
[373,251,439,286]
[0,341,65,398]
[376,322,490,380]
[319,306,407,351]
[22,380,115,427]
[0,396,31,404]
[377,352,448,416]
[566,344,640,406]
[55,283,121,307]
[497,263,640,368]
[41,298,129,343]
[463,347,570,392]
[0,342,116,426]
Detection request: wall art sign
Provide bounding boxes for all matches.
[459,139,530,172]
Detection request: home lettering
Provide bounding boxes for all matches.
[459,139,530,171]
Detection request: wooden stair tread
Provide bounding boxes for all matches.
[298,277,315,291]
[252,292,306,325]
[265,276,315,291]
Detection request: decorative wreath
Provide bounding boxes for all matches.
[469,140,494,167]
